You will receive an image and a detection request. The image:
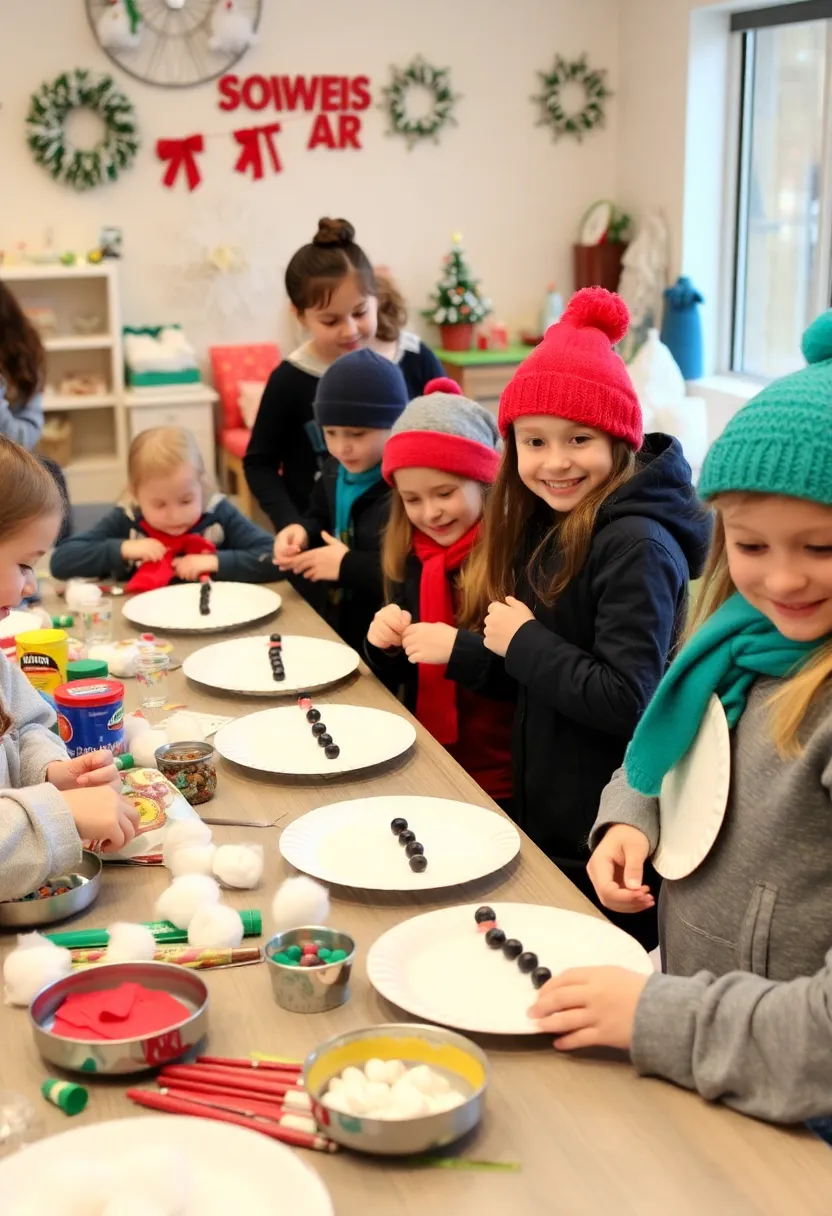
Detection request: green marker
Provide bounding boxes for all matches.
[114,753,134,772]
[47,909,261,950]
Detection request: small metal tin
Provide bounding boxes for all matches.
[154,740,217,805]
[0,851,102,929]
[265,926,354,1014]
[304,1023,489,1155]
[29,961,208,1075]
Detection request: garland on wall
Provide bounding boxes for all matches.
[26,69,140,191]
[533,54,611,142]
[380,56,459,148]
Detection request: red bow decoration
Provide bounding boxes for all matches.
[125,523,216,593]
[233,123,282,180]
[156,134,204,192]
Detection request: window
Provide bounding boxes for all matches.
[730,3,832,379]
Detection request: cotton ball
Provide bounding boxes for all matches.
[322,1088,355,1116]
[271,875,329,932]
[131,727,168,770]
[386,1085,430,1120]
[212,842,264,889]
[166,843,216,878]
[65,579,101,612]
[162,818,213,864]
[105,922,157,963]
[3,933,72,1006]
[123,713,151,746]
[165,711,204,744]
[90,642,141,679]
[364,1058,390,1084]
[426,1090,466,1114]
[155,874,220,929]
[187,903,244,949]
[382,1059,407,1085]
[403,1065,451,1097]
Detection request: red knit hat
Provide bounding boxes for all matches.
[497,287,643,449]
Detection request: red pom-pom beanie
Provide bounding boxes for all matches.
[382,385,502,485]
[497,286,643,449]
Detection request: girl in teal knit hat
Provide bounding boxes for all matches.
[528,309,832,1126]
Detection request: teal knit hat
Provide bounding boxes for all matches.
[699,311,832,504]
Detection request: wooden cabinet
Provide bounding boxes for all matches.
[436,345,531,411]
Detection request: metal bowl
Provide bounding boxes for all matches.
[0,851,101,929]
[264,926,354,1013]
[29,961,208,1075]
[304,1023,489,1155]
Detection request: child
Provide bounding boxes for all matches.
[273,349,408,654]
[530,311,832,1125]
[365,382,514,806]
[447,288,710,946]
[51,427,274,588]
[0,279,46,450]
[372,267,446,398]
[0,437,138,900]
[244,218,379,531]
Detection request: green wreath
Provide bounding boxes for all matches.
[26,69,140,192]
[534,54,611,142]
[380,56,459,149]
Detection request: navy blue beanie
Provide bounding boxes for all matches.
[314,349,409,429]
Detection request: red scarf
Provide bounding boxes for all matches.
[125,522,216,593]
[411,522,480,745]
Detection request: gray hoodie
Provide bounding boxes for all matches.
[591,677,832,1122]
[0,655,81,901]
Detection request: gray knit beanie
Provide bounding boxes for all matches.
[382,386,502,484]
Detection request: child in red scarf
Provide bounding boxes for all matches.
[365,381,513,807]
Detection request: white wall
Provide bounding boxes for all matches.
[0,0,621,358]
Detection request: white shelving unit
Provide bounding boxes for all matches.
[2,261,126,501]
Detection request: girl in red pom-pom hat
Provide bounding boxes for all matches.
[448,288,711,948]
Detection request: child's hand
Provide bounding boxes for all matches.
[122,537,168,564]
[172,553,219,582]
[528,966,649,1051]
[273,524,309,567]
[47,749,121,792]
[587,824,654,913]
[62,787,140,854]
[368,605,412,649]
[401,622,458,665]
[483,596,535,656]
[281,532,348,582]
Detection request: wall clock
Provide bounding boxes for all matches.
[86,0,262,90]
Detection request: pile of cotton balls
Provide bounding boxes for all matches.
[123,710,208,771]
[322,1061,466,1120]
[3,932,72,1006]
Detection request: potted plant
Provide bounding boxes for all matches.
[424,234,491,352]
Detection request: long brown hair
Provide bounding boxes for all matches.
[285,218,376,314]
[0,280,45,406]
[460,428,637,627]
[0,436,63,737]
[382,482,488,631]
[374,270,407,343]
[688,495,832,757]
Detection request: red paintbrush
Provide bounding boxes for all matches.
[159,1086,313,1126]
[161,1063,304,1097]
[157,1072,312,1111]
[126,1089,336,1152]
[198,1055,303,1074]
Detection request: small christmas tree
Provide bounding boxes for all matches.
[424,233,491,327]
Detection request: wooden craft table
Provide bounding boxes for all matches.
[2,582,831,1215]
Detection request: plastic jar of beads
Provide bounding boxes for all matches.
[155,741,217,805]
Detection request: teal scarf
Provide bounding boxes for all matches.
[333,463,382,544]
[624,593,820,796]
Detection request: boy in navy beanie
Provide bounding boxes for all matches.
[274,348,408,655]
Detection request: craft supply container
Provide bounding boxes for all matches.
[137,650,169,709]
[29,961,208,1075]
[265,927,354,1014]
[0,852,101,929]
[304,1023,488,1155]
[154,741,217,805]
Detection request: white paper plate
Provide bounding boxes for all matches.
[123,583,281,634]
[184,634,359,697]
[1,1116,333,1216]
[654,694,731,881]
[214,704,416,777]
[280,795,521,891]
[367,902,653,1036]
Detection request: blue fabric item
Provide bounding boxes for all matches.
[660,276,704,380]
[334,463,383,543]
[314,349,408,429]
[624,592,819,796]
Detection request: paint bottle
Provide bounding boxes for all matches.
[16,629,68,696]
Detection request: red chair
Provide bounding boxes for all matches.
[209,343,280,519]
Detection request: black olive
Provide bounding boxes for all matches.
[311,722,327,737]
[390,817,408,835]
[405,840,424,857]
[531,967,552,989]
[306,708,321,723]
[517,952,538,974]
[399,829,415,847]
[474,906,496,924]
[485,928,506,949]
[409,854,428,872]
[502,938,523,960]
[324,743,340,760]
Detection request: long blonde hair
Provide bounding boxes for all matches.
[459,428,637,627]
[689,497,832,757]
[0,437,63,737]
[127,427,213,497]
[382,480,488,631]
